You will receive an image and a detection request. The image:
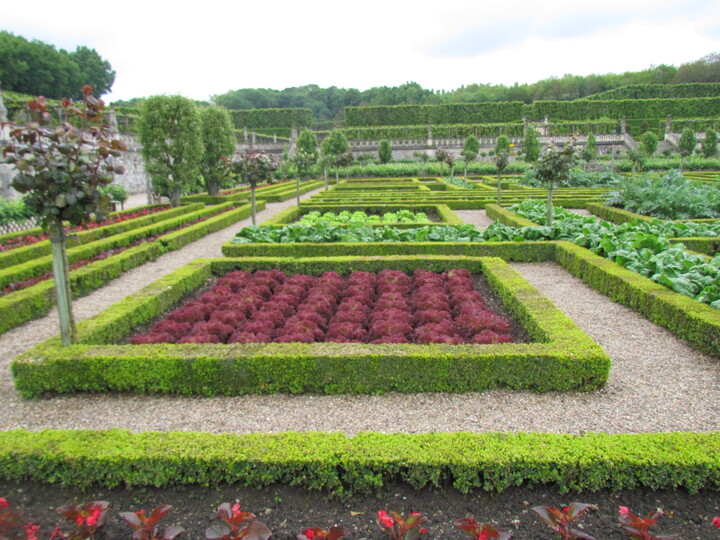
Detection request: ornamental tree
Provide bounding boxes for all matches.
[435,148,449,176]
[678,127,697,170]
[199,106,237,195]
[321,129,350,187]
[1,87,126,345]
[461,135,479,177]
[139,95,202,206]
[522,126,541,164]
[494,149,509,205]
[639,131,658,156]
[702,129,718,158]
[378,139,392,164]
[582,133,597,168]
[226,152,276,225]
[535,140,578,226]
[494,134,511,156]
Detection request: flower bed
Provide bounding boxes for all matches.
[129,268,517,346]
[11,255,610,397]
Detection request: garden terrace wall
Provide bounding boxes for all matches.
[0,204,197,270]
[0,202,239,291]
[262,204,464,226]
[0,202,264,335]
[0,429,718,495]
[11,255,611,397]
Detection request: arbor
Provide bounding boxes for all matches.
[139,95,203,207]
[702,129,718,158]
[199,106,237,195]
[461,135,479,176]
[678,128,697,170]
[378,139,392,164]
[535,141,577,226]
[320,129,350,186]
[639,131,658,156]
[1,87,126,345]
[522,127,541,164]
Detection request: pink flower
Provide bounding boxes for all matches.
[378,510,394,529]
[713,516,720,528]
[619,506,630,515]
[232,503,241,519]
[24,523,39,540]
[86,507,102,526]
[419,527,428,535]
[304,528,316,540]
[0,497,7,508]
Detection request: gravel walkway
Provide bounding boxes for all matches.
[1,203,718,435]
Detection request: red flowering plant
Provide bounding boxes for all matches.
[53,501,110,540]
[618,506,679,539]
[713,516,720,528]
[205,502,271,540]
[376,510,429,540]
[0,497,24,537]
[531,502,597,540]
[454,517,513,540]
[296,525,349,540]
[118,505,186,540]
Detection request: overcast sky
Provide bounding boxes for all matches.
[3,0,720,103]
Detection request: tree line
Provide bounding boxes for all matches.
[211,53,720,124]
[0,31,115,99]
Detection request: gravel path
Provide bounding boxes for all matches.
[1,203,718,435]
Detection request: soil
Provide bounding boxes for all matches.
[2,480,719,539]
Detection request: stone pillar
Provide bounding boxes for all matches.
[621,116,627,134]
[665,116,673,136]
[243,127,248,144]
[427,124,433,146]
[0,88,7,123]
[251,130,256,148]
[107,108,119,133]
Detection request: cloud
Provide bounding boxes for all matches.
[428,20,533,57]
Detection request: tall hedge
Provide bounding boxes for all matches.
[529,97,720,121]
[586,83,720,101]
[345,103,526,127]
[229,108,312,129]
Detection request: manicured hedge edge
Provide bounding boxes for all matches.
[669,236,720,256]
[0,203,263,335]
[306,196,606,211]
[585,203,654,224]
[0,430,718,495]
[554,241,720,356]
[485,204,538,227]
[0,203,234,290]
[11,255,610,397]
[0,204,194,270]
[258,180,324,202]
[261,204,464,226]
[221,240,554,262]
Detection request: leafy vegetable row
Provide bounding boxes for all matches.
[298,210,430,225]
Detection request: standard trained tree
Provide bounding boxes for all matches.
[321,129,350,187]
[226,152,275,225]
[378,139,392,164]
[495,134,511,156]
[639,131,658,156]
[2,87,126,345]
[702,129,718,158]
[678,128,697,170]
[581,133,597,169]
[293,128,319,205]
[535,141,577,226]
[139,95,202,206]
[522,126,541,164]
[461,135,479,177]
[199,106,237,196]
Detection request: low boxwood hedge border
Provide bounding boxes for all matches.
[262,204,464,227]
[11,255,611,397]
[0,202,265,335]
[0,430,717,495]
[0,203,194,270]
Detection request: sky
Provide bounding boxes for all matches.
[3,0,720,103]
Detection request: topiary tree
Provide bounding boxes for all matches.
[461,135,480,177]
[494,134,511,156]
[581,133,597,169]
[378,139,392,164]
[494,149,509,205]
[225,152,275,225]
[320,129,350,187]
[444,151,456,180]
[639,131,658,157]
[293,128,318,204]
[522,127,541,164]
[702,129,718,158]
[198,106,236,196]
[434,148,449,176]
[139,95,202,207]
[678,128,697,170]
[1,87,126,345]
[535,141,577,226]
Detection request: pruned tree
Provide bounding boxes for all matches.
[581,133,597,169]
[435,148,449,176]
[495,134,511,156]
[522,126,541,164]
[627,148,646,177]
[225,152,276,225]
[293,128,318,205]
[139,95,202,206]
[378,139,392,164]
[678,128,697,170]
[535,141,578,226]
[494,150,509,205]
[1,87,126,345]
[461,135,479,177]
[702,129,718,158]
[639,131,658,157]
[199,106,237,196]
[321,129,350,187]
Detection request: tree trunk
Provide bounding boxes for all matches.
[170,188,182,207]
[208,181,219,196]
[497,173,502,205]
[49,218,77,346]
[323,166,328,190]
[296,176,301,207]
[335,168,340,185]
[546,180,555,226]
[251,187,257,226]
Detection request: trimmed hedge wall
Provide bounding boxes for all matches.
[0,430,718,495]
[485,204,538,228]
[11,255,611,397]
[585,203,655,224]
[0,203,263,335]
[228,108,312,129]
[345,103,527,127]
[586,83,720,101]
